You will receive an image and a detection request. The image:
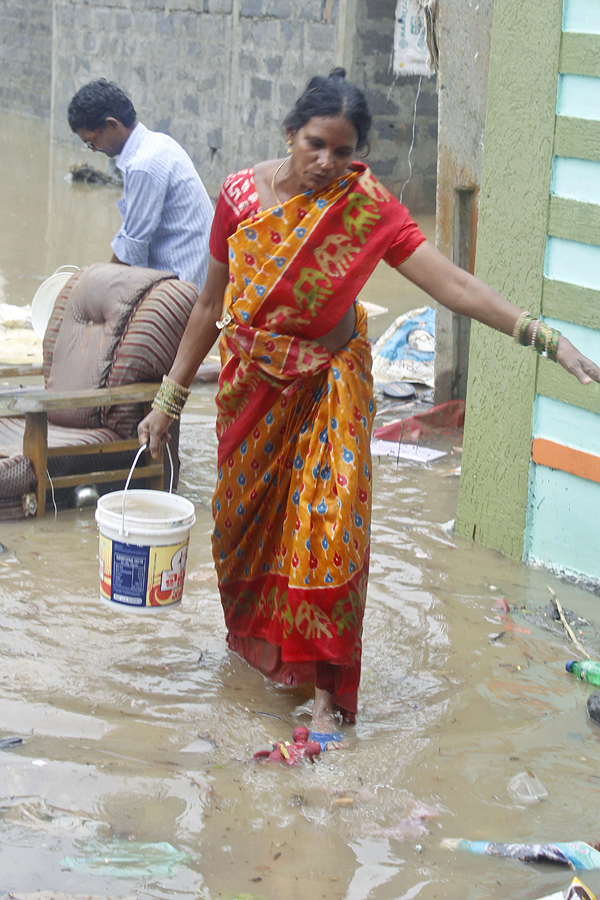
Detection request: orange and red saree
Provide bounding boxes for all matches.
[211,165,420,719]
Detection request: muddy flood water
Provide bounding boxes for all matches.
[2,114,600,900]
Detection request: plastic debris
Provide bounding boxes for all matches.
[253,726,321,765]
[373,398,465,443]
[61,840,191,878]
[507,771,549,805]
[533,876,596,900]
[308,730,344,751]
[370,439,446,462]
[6,893,138,900]
[444,839,600,869]
[364,803,441,840]
[371,306,435,387]
[0,736,23,749]
[567,660,600,687]
[382,381,416,400]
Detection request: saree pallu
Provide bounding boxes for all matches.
[212,166,404,719]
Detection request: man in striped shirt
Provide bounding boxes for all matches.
[68,79,213,290]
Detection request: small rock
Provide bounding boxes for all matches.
[587,691,600,724]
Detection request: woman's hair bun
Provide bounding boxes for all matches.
[329,67,346,80]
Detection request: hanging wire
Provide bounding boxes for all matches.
[399,74,423,204]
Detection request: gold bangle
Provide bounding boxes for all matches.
[513,311,533,346]
[535,321,547,354]
[547,328,560,362]
[152,380,188,419]
[163,375,190,398]
[530,320,540,349]
[152,401,178,420]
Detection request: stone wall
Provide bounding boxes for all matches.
[0,0,53,118]
[2,0,438,210]
[351,0,438,212]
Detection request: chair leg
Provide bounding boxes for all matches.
[22,412,48,518]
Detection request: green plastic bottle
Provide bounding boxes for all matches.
[566,659,600,687]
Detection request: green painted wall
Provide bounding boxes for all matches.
[455,0,564,557]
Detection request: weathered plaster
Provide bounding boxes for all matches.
[455,0,564,559]
[434,0,493,403]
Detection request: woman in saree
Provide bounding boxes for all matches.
[139,69,600,739]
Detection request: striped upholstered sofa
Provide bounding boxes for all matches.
[0,263,197,520]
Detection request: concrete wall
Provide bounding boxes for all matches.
[0,0,52,118]
[433,0,493,403]
[0,0,437,210]
[455,0,563,559]
[456,0,600,589]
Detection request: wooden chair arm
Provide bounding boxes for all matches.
[0,382,161,417]
[0,364,44,378]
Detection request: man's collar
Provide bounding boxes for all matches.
[115,122,147,171]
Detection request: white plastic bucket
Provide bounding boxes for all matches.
[95,446,196,612]
[31,266,79,338]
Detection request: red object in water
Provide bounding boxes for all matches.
[493,597,510,612]
[372,399,465,443]
[495,614,532,635]
[253,725,321,766]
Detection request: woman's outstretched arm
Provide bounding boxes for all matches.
[397,241,600,385]
[139,255,230,458]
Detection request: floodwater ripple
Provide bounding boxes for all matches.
[2,114,600,899]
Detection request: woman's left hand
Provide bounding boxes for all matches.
[556,336,600,385]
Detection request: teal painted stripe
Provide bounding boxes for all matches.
[525,464,600,582]
[533,395,600,454]
[557,74,600,119]
[544,236,600,288]
[563,0,600,34]
[551,156,600,203]
[543,316,600,359]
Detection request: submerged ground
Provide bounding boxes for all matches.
[1,114,600,900]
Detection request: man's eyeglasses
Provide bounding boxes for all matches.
[84,127,102,151]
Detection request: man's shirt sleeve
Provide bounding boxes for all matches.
[111,169,168,267]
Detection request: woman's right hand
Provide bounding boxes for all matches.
[138,408,174,459]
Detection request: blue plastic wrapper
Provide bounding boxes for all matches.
[444,839,600,870]
[61,840,191,878]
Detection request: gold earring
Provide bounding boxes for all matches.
[286,139,292,154]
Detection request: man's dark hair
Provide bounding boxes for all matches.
[68,79,136,132]
[283,68,372,151]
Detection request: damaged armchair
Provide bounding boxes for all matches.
[0,263,198,520]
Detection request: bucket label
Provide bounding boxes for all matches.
[99,534,189,608]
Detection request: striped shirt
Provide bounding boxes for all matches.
[112,123,213,289]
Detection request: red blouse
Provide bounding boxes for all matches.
[208,165,426,269]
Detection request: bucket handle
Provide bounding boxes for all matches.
[120,442,174,535]
[51,265,80,276]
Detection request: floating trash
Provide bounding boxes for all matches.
[61,840,191,878]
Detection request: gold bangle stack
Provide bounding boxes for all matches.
[512,312,561,362]
[152,375,190,419]
[534,321,561,362]
[512,311,534,346]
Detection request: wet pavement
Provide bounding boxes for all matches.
[2,115,600,900]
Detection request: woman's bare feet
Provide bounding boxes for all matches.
[312,687,344,749]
